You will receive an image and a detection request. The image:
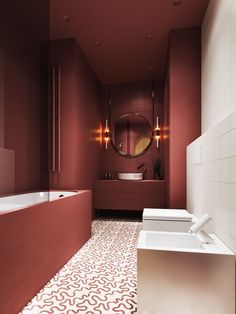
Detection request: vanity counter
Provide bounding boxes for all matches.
[95,180,166,211]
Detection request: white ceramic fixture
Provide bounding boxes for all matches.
[142,208,196,232]
[139,230,201,249]
[137,230,235,314]
[118,172,143,180]
[137,230,234,254]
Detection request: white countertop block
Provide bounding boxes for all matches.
[137,230,235,314]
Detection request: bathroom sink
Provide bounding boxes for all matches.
[137,230,234,254]
[118,172,143,180]
[138,230,201,250]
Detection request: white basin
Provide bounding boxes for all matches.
[118,172,143,180]
[138,230,234,255]
[138,230,201,250]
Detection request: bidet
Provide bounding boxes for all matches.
[137,229,235,314]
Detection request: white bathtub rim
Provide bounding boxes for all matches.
[0,190,81,214]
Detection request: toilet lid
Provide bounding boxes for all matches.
[143,208,193,222]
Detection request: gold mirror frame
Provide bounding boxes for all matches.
[111,113,153,158]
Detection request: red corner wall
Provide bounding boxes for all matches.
[101,81,165,181]
[2,2,48,194]
[166,27,201,208]
[50,39,102,190]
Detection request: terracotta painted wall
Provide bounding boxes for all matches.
[1,1,49,195]
[0,50,4,147]
[0,148,14,195]
[163,67,170,206]
[5,49,41,192]
[167,27,201,208]
[50,38,102,190]
[101,81,165,180]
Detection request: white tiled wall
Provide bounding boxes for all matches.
[202,0,236,132]
[187,0,236,253]
[187,112,236,253]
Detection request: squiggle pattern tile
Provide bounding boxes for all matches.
[20,220,142,314]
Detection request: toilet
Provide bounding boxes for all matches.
[142,208,196,232]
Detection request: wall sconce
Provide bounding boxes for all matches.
[151,84,160,149]
[104,119,110,149]
[154,116,160,148]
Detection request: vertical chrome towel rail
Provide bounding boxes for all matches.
[49,65,61,174]
[52,65,56,173]
[57,66,61,173]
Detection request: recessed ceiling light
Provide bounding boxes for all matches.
[62,15,71,22]
[95,40,102,47]
[172,0,182,6]
[146,34,154,40]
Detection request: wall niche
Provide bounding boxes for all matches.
[101,81,165,180]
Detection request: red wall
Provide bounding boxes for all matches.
[5,51,41,192]
[101,81,165,180]
[50,39,102,190]
[164,67,170,206]
[166,27,201,208]
[1,1,49,195]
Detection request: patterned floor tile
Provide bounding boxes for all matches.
[20,220,142,314]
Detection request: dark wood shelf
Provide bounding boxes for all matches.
[95,180,166,211]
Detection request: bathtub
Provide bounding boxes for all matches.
[0,190,80,214]
[0,189,92,314]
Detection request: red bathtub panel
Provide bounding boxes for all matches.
[0,190,91,314]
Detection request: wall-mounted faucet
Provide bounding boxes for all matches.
[137,163,146,174]
[189,214,215,244]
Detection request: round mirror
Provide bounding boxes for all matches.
[111,113,153,157]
